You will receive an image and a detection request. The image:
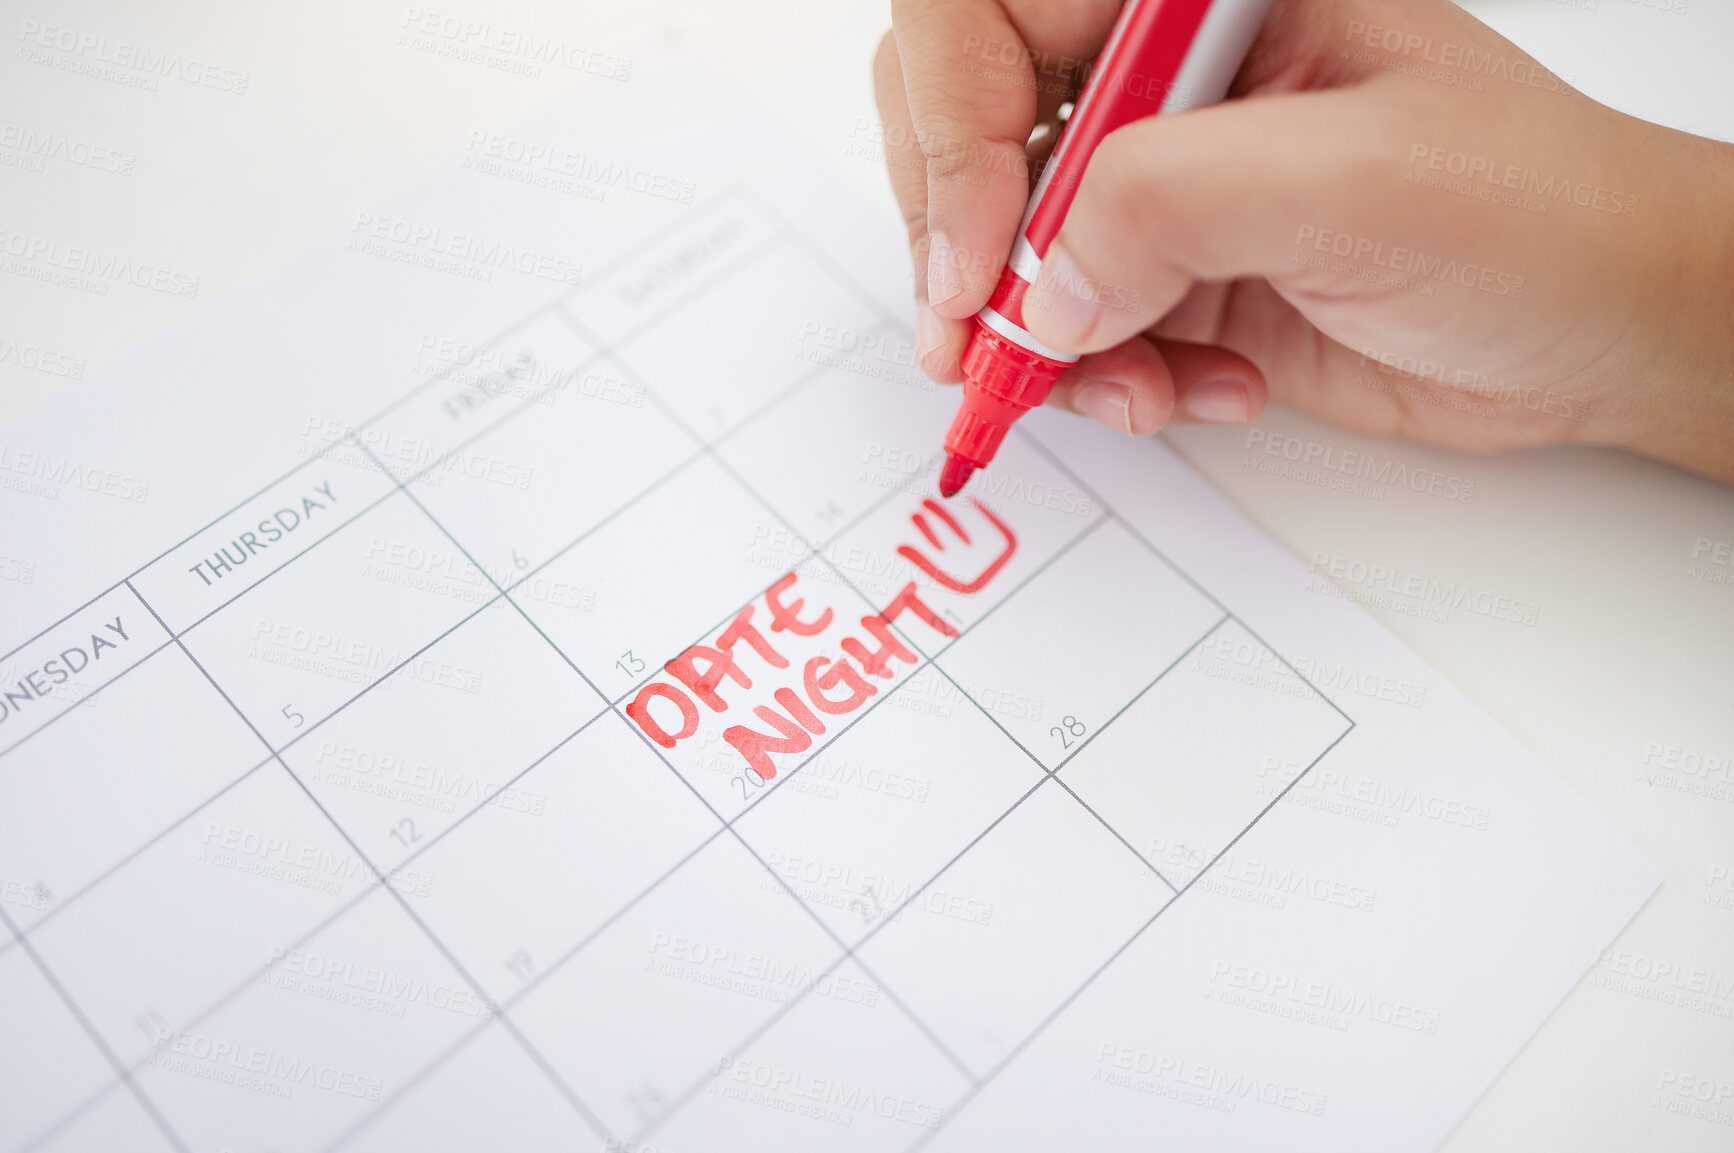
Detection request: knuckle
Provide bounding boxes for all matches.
[921,144,975,185]
[902,209,931,251]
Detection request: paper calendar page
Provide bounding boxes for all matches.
[0,55,1659,1153]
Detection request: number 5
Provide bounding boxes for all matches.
[281,705,305,727]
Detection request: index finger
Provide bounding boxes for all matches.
[889,0,1107,319]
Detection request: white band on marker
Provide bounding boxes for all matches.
[979,305,1079,364]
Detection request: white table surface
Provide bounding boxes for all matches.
[2,1,1730,1148]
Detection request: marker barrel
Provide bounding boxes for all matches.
[938,0,1275,487]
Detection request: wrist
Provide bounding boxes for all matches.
[1617,120,1734,481]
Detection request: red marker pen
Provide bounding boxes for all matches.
[936,0,1275,498]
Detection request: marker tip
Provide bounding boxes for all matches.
[938,454,975,499]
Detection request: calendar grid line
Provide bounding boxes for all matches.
[899,616,1231,897]
[11,423,938,1035]
[0,451,426,763]
[376,884,621,1146]
[275,740,620,1147]
[709,447,1204,898]
[717,457,1209,901]
[724,212,1359,768]
[24,767,735,1153]
[0,188,768,669]
[1015,425,1356,726]
[4,188,1378,1153]
[0,431,392,668]
[590,266,1343,1125]
[3,389,907,971]
[73,468,1324,1146]
[323,823,734,1153]
[402,503,1137,1138]
[0,418,726,930]
[1,198,798,767]
[436,386,1046,1106]
[529,299,1129,854]
[652,223,1367,1144]
[0,905,193,1153]
[1010,424,1236,616]
[129,576,626,1146]
[923,510,1114,661]
[346,418,1002,1112]
[0,427,712,773]
[0,576,630,959]
[15,1082,127,1153]
[315,1010,496,1152]
[337,750,1052,1152]
[740,187,905,333]
[626,771,1059,1145]
[143,442,645,1144]
[0,756,273,964]
[0,635,179,761]
[1050,605,1234,775]
[902,718,1359,1152]
[689,466,1108,829]
[1044,770,1185,891]
[669,420,1221,1104]
[0,459,418,758]
[347,440,613,715]
[8,577,631,1146]
[551,204,790,362]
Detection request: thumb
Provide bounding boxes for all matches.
[1021,86,1395,355]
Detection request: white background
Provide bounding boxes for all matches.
[1,0,1730,1148]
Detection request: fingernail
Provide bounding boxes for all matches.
[1029,242,1100,349]
[915,303,947,374]
[927,231,963,308]
[1075,379,1133,433]
[1182,376,1250,423]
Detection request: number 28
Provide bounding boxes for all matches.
[1050,715,1086,748]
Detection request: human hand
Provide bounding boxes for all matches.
[874,0,1734,480]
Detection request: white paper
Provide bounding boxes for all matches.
[0,55,1660,1153]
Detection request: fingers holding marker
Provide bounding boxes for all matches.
[890,0,1039,319]
[873,31,974,381]
[1021,90,1366,356]
[1045,336,1267,434]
